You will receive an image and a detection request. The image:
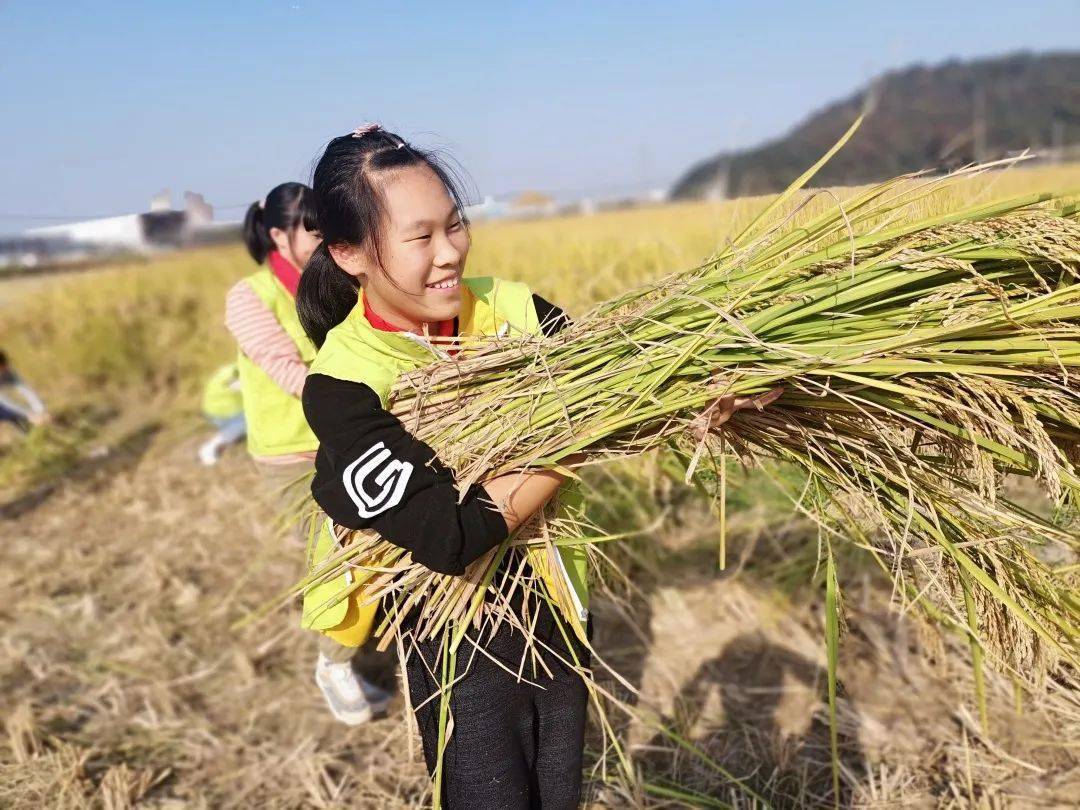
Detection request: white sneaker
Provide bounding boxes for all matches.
[314,653,392,726]
[197,437,222,466]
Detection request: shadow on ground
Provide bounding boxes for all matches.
[1,418,160,520]
[589,528,868,808]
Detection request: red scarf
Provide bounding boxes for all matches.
[268,251,301,298]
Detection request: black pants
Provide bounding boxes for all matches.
[405,599,590,810]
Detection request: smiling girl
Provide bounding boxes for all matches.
[296,126,590,809]
[295,124,775,808]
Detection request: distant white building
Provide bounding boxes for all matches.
[1,191,222,270]
[27,190,215,254]
[149,189,172,212]
[465,195,507,221]
[464,187,669,223]
[30,213,145,251]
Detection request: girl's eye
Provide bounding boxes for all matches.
[407,234,431,243]
[448,220,462,232]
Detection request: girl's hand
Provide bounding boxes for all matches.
[690,386,783,440]
[483,454,586,535]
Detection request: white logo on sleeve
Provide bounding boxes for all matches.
[342,442,414,518]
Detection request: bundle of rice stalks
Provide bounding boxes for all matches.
[301,119,1079,689]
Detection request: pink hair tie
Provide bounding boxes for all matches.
[351,122,381,138]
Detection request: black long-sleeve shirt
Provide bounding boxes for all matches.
[302,294,569,575]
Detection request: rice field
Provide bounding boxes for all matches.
[2,161,1079,808]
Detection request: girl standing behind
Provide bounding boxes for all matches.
[227,183,391,725]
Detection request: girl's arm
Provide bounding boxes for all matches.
[303,374,511,576]
[302,375,582,574]
[483,466,573,534]
[225,281,308,396]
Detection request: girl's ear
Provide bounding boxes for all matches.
[268,226,290,254]
[328,244,368,280]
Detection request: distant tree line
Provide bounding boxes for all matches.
[672,51,1080,200]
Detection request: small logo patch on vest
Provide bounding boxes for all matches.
[342,442,414,518]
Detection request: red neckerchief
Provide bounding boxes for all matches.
[363,297,457,352]
[267,250,301,298]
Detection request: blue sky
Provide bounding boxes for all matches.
[1,0,1078,232]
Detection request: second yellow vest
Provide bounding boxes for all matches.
[236,269,319,457]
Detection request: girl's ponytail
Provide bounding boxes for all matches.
[297,243,360,348]
[242,201,272,264]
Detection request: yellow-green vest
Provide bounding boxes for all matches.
[302,277,589,644]
[236,269,319,457]
[201,362,243,419]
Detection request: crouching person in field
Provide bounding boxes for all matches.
[0,349,49,435]
[197,362,247,466]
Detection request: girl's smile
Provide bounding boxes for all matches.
[425,275,461,292]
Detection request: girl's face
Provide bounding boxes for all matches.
[332,164,470,333]
[271,223,322,271]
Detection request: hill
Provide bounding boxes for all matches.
[671,51,1080,199]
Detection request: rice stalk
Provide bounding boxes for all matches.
[825,546,842,809]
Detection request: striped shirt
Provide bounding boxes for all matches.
[224,280,308,397]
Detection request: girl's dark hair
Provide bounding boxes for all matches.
[242,182,319,264]
[296,127,469,347]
